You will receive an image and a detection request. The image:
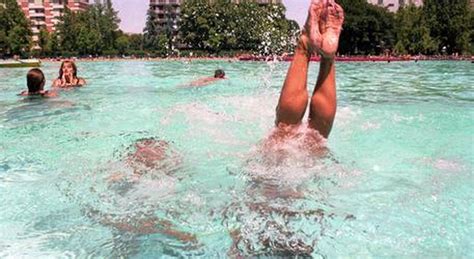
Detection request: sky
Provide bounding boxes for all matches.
[112,0,311,34]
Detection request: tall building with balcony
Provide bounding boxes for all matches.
[367,0,423,12]
[17,0,88,48]
[18,0,88,33]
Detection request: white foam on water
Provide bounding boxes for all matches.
[121,175,177,205]
[335,106,361,127]
[420,157,466,173]
[241,124,330,188]
[362,121,381,130]
[392,113,425,123]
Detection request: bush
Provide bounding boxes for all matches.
[102,49,119,57]
[126,50,147,57]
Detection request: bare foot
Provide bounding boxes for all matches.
[299,0,344,58]
[299,0,325,55]
[319,0,344,58]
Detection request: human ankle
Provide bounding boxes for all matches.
[296,35,312,57]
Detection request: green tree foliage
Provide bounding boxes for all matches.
[423,0,472,54]
[143,6,175,56]
[0,0,32,56]
[338,0,395,55]
[394,5,437,55]
[37,28,51,56]
[115,33,130,55]
[56,0,120,56]
[101,0,120,50]
[47,32,60,56]
[143,9,163,50]
[179,0,299,55]
[128,34,144,51]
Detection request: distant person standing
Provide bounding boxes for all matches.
[52,60,86,88]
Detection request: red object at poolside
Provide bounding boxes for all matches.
[240,55,412,62]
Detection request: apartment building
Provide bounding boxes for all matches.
[149,0,282,33]
[367,0,423,12]
[17,0,88,48]
[18,0,88,33]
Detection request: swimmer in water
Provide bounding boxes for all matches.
[225,0,346,256]
[52,60,86,88]
[87,138,196,244]
[19,68,57,97]
[186,69,226,87]
[275,0,344,139]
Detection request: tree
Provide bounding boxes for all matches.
[8,25,31,55]
[47,32,60,56]
[56,8,78,52]
[98,0,120,51]
[0,30,8,56]
[338,0,395,55]
[38,28,50,55]
[115,33,130,55]
[143,9,161,50]
[394,5,437,54]
[143,8,170,56]
[128,33,144,51]
[179,0,299,54]
[423,0,472,54]
[56,0,121,56]
[0,0,32,55]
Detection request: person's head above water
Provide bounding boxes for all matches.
[214,69,225,79]
[53,60,86,87]
[58,60,78,79]
[27,68,45,93]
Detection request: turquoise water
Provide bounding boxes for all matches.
[0,60,472,257]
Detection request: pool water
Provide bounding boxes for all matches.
[0,60,472,257]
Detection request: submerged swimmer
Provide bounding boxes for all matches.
[226,0,346,256]
[88,138,196,244]
[52,60,86,88]
[186,69,227,87]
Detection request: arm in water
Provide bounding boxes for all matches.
[276,0,344,138]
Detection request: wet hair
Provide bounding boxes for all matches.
[214,69,225,78]
[26,68,45,93]
[58,60,78,79]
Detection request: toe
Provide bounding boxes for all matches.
[335,4,344,19]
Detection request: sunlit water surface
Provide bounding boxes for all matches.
[0,60,472,257]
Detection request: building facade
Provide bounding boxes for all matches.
[367,0,423,12]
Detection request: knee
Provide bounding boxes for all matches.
[310,95,336,121]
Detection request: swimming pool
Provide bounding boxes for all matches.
[0,60,472,257]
